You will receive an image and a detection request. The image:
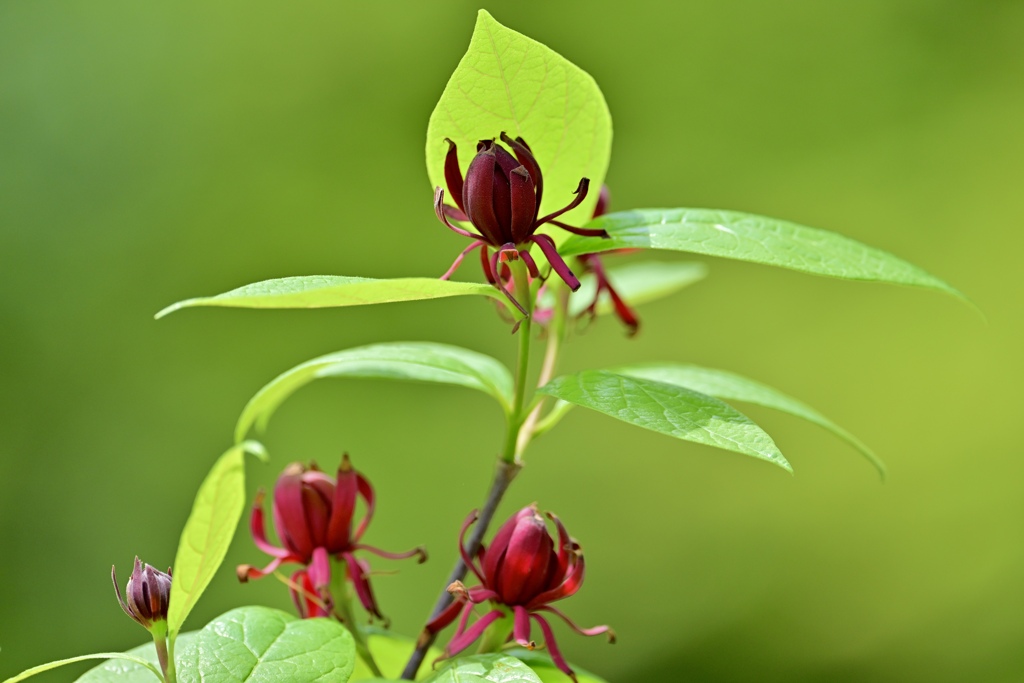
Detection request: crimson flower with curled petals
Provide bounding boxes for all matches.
[434,133,608,314]
[425,505,613,682]
[237,455,426,622]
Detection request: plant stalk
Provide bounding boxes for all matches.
[153,623,176,683]
[401,259,538,679]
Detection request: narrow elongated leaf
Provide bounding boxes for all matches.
[167,441,266,637]
[421,654,542,683]
[77,634,198,683]
[426,10,612,228]
[568,260,707,317]
[156,275,498,318]
[3,654,163,683]
[539,370,790,471]
[616,364,886,478]
[174,606,355,683]
[560,208,964,299]
[505,649,608,683]
[236,342,513,441]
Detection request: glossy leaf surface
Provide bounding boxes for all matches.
[174,607,354,682]
[420,654,542,683]
[236,342,513,441]
[561,208,963,298]
[617,363,885,478]
[167,441,266,637]
[426,10,612,228]
[539,370,790,471]
[156,276,498,318]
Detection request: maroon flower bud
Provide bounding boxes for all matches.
[237,455,426,622]
[425,505,613,682]
[112,557,172,630]
[434,134,610,312]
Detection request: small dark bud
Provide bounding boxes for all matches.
[113,557,172,630]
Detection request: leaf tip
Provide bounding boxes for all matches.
[154,301,185,319]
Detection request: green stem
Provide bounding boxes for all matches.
[516,280,568,457]
[501,258,534,465]
[400,259,538,680]
[152,623,175,683]
[330,559,384,678]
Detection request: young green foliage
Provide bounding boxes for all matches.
[540,370,791,471]
[615,364,886,478]
[420,654,543,683]
[167,441,267,638]
[156,275,500,319]
[235,342,514,441]
[173,607,355,683]
[426,10,612,229]
[562,208,965,299]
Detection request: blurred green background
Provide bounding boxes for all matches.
[2,1,1022,681]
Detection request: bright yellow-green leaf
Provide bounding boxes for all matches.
[426,10,612,229]
[562,208,966,300]
[235,342,513,442]
[539,370,791,472]
[166,441,266,637]
[156,275,499,318]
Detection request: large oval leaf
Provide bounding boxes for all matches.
[616,363,886,478]
[167,441,267,637]
[175,606,354,683]
[567,260,707,317]
[426,10,612,228]
[420,654,542,683]
[235,342,514,442]
[156,276,498,318]
[560,208,964,299]
[539,370,790,471]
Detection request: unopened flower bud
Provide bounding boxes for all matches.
[112,557,172,630]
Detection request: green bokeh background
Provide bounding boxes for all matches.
[2,1,1021,681]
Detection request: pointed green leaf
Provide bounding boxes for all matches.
[236,342,513,442]
[426,10,612,228]
[76,634,198,683]
[560,208,964,299]
[3,654,163,683]
[174,606,355,683]
[421,654,542,683]
[616,363,886,478]
[156,275,499,318]
[567,260,707,317]
[167,441,266,637]
[539,370,790,471]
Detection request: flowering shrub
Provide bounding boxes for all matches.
[4,10,964,683]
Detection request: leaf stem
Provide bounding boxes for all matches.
[401,259,537,679]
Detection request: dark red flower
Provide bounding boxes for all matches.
[426,505,613,682]
[434,134,608,313]
[112,557,172,630]
[237,455,426,621]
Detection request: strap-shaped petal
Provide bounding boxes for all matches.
[443,138,466,212]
